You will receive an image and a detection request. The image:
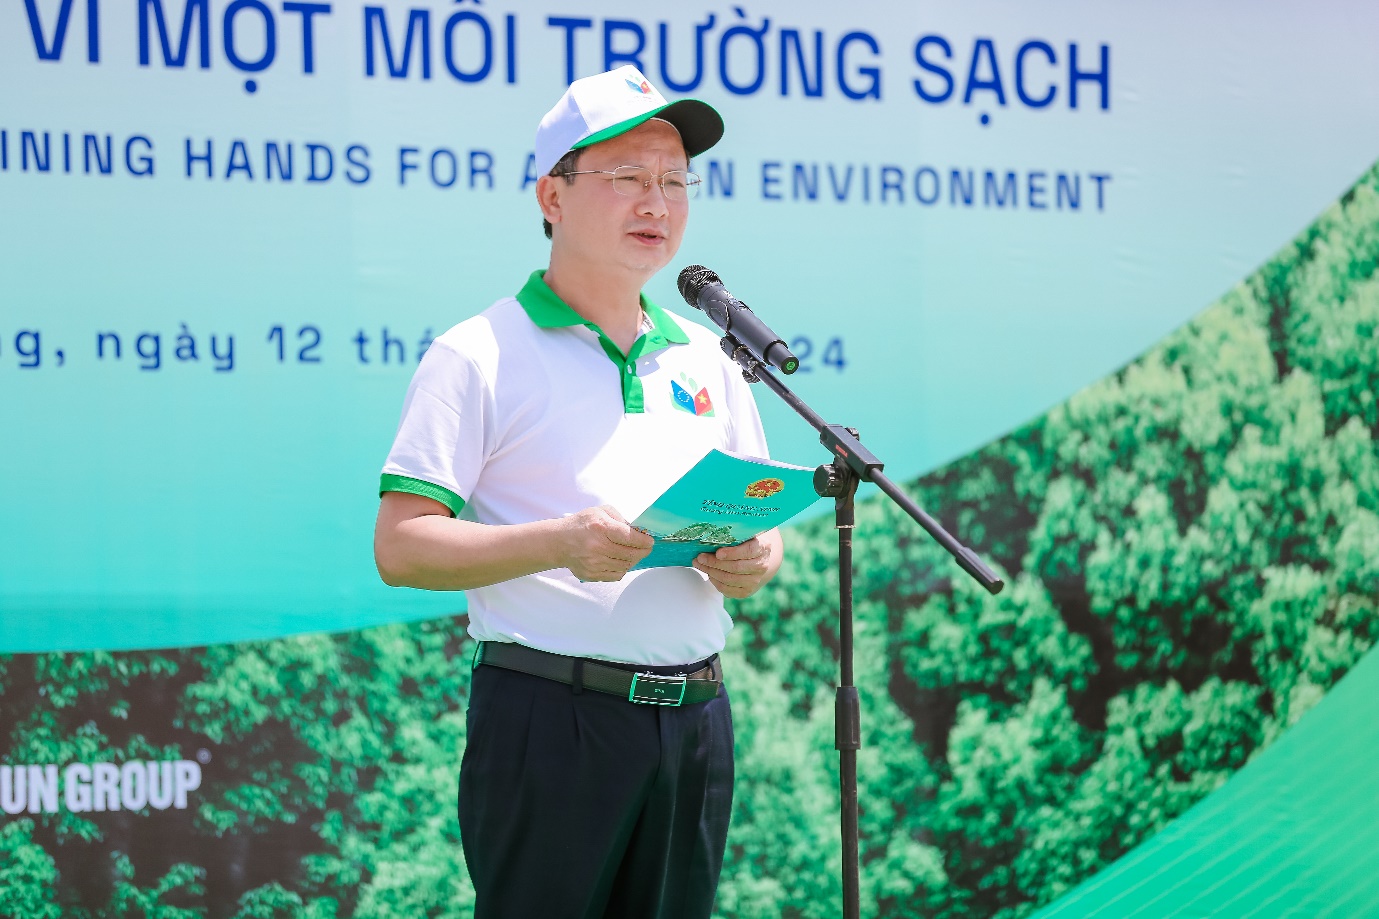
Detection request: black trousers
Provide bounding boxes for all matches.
[459,660,735,919]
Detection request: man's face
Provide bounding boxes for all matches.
[544,119,690,278]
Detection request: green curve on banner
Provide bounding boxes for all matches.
[1030,643,1379,918]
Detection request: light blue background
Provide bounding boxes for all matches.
[3,0,1378,651]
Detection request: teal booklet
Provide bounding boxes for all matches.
[630,449,821,569]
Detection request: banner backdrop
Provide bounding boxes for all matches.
[3,2,1379,917]
[4,0,1378,648]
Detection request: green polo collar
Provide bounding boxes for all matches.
[516,269,689,413]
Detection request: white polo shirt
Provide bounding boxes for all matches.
[380,270,770,665]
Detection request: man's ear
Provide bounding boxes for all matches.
[536,174,562,229]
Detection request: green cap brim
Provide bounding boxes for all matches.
[572,99,724,159]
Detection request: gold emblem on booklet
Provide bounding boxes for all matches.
[745,478,785,499]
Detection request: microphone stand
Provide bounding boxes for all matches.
[718,333,1004,919]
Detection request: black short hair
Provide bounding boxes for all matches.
[542,149,582,240]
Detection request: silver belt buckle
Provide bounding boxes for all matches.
[629,672,687,706]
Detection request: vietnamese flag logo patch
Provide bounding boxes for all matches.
[626,78,653,95]
[671,374,714,416]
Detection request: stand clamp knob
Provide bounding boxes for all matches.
[814,463,850,498]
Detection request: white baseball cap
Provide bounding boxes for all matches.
[534,65,724,177]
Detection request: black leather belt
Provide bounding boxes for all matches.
[473,641,722,706]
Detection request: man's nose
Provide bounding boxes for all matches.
[635,179,670,215]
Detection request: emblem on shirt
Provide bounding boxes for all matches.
[671,374,715,417]
[746,478,785,499]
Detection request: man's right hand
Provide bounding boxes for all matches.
[557,505,655,582]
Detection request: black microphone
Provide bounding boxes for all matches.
[677,265,799,374]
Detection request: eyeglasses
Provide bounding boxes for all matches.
[562,165,702,200]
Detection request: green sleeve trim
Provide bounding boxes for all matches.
[379,474,466,517]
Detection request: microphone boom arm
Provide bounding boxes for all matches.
[721,334,1004,595]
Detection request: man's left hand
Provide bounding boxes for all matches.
[693,529,783,599]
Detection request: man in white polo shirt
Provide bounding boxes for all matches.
[374,65,783,918]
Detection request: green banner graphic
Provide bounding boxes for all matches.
[1032,643,1379,918]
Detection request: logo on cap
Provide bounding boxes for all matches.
[626,78,653,95]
